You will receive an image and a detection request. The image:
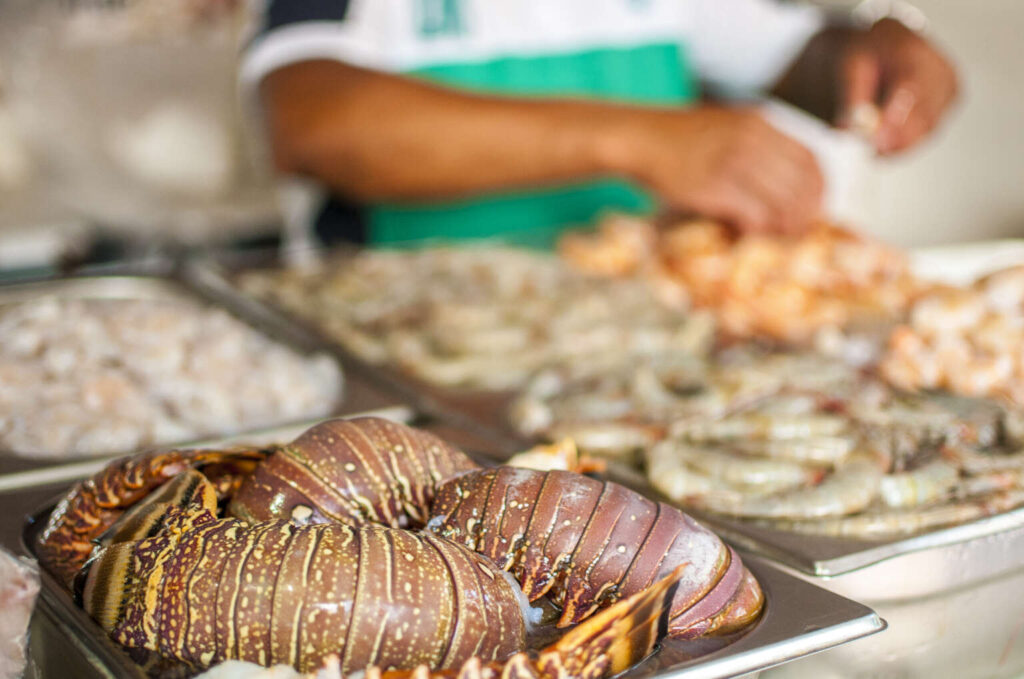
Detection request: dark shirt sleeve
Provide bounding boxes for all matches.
[262,0,352,33]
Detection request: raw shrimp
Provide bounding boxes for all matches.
[691,452,884,519]
[878,459,961,509]
[670,413,848,443]
[767,490,1024,539]
[546,420,662,459]
[646,443,760,501]
[657,440,824,489]
[734,436,856,466]
[944,445,1024,475]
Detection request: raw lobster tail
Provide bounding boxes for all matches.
[36,446,267,586]
[229,417,479,528]
[84,505,526,673]
[427,467,763,637]
[320,565,684,679]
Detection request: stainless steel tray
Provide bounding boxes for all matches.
[20,500,884,679]
[0,272,414,485]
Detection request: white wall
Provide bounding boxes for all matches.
[853,0,1024,247]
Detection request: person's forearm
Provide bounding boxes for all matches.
[262,59,825,234]
[261,60,642,202]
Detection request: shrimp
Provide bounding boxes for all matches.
[878,459,961,509]
[690,452,884,519]
[670,413,848,443]
[545,420,662,459]
[909,287,988,337]
[944,445,1024,475]
[646,443,764,501]
[734,436,856,466]
[952,470,1024,498]
[505,439,607,474]
[655,440,824,489]
[766,489,1024,539]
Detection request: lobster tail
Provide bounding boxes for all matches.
[229,417,479,528]
[346,566,684,679]
[428,468,763,638]
[536,564,683,679]
[36,447,266,587]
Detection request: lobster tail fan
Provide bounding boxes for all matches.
[536,565,684,679]
[96,469,218,547]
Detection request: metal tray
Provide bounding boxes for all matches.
[0,271,414,486]
[20,500,883,679]
[185,253,535,458]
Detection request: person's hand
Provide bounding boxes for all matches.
[840,18,958,155]
[612,106,824,236]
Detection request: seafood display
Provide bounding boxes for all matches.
[559,216,919,344]
[512,348,1024,538]
[0,297,342,458]
[881,266,1024,405]
[35,417,762,676]
[238,247,713,390]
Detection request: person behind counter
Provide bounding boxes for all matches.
[244,0,958,247]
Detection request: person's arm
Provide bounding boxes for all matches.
[773,18,958,155]
[262,60,822,234]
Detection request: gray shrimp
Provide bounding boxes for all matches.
[690,452,884,520]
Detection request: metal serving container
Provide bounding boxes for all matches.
[0,271,414,488]
[20,498,883,679]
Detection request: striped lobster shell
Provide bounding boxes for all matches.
[81,472,526,674]
[427,467,763,638]
[229,417,478,528]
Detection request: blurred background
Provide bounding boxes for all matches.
[0,0,1019,267]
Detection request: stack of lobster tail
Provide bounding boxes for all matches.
[229,417,479,528]
[35,416,763,679]
[427,467,763,638]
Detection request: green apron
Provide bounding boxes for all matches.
[368,43,698,248]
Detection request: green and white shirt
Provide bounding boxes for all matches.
[245,0,824,246]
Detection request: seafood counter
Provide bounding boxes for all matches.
[23,417,883,679]
[11,230,1024,679]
